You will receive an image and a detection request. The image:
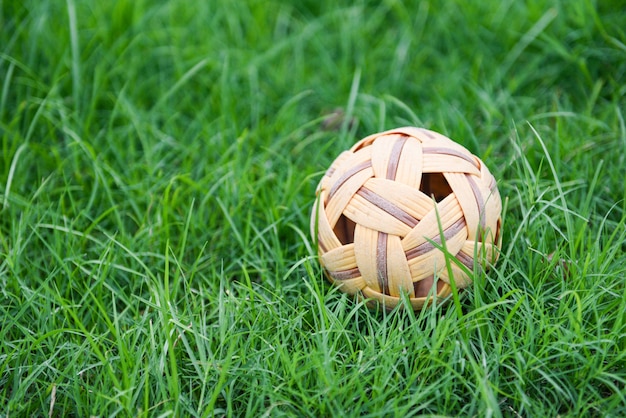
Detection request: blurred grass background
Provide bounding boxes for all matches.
[1,0,625,416]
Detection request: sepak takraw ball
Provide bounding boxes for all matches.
[311,127,502,310]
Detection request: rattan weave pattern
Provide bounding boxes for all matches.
[311,127,502,310]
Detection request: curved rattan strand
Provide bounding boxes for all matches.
[311,127,502,310]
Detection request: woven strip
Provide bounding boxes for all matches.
[312,127,502,310]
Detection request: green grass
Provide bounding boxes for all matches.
[1,0,626,416]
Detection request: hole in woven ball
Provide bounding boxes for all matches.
[413,277,446,298]
[421,173,452,202]
[495,218,502,245]
[333,215,356,245]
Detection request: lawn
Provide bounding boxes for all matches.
[1,0,626,416]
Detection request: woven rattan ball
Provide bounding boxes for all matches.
[311,127,502,310]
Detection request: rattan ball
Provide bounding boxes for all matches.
[311,127,502,310]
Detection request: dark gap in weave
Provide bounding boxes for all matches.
[333,215,356,245]
[421,172,452,202]
[413,275,434,298]
[494,218,502,248]
[413,276,446,298]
